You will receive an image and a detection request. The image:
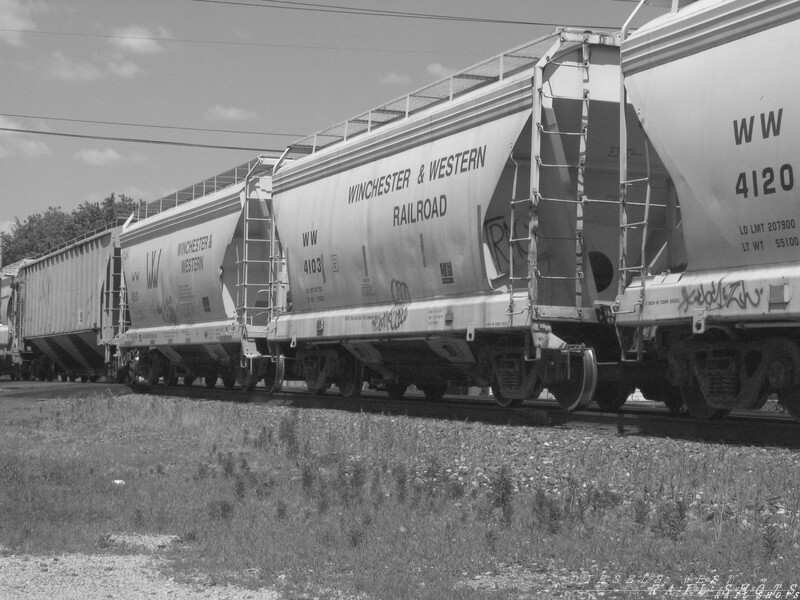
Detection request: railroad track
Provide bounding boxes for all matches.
[3,378,799,449]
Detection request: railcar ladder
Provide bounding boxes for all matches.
[102,247,125,372]
[236,189,286,333]
[522,39,592,314]
[102,247,124,343]
[506,154,532,315]
[617,11,654,361]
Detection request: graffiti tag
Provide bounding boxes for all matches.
[372,279,410,333]
[678,279,763,314]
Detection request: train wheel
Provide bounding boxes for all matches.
[641,382,685,415]
[777,387,800,420]
[550,349,597,412]
[204,373,218,389]
[239,367,261,391]
[385,381,408,400]
[421,382,447,402]
[222,374,236,389]
[491,377,523,408]
[334,354,364,398]
[681,376,729,420]
[264,357,284,395]
[165,365,178,387]
[183,375,196,387]
[595,381,634,412]
[60,373,68,382]
[307,380,331,395]
[145,353,162,386]
[115,366,131,384]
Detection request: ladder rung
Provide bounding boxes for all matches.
[540,89,589,101]
[619,265,644,273]
[535,273,584,281]
[537,160,581,170]
[538,235,581,242]
[622,177,649,186]
[537,126,586,137]
[621,220,648,229]
[536,196,586,205]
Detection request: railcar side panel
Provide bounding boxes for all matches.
[275,107,531,312]
[120,187,242,332]
[622,0,800,273]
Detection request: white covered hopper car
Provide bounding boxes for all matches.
[615,0,800,419]
[118,159,286,390]
[262,28,681,410]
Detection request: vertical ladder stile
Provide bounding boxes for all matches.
[618,5,653,360]
[527,38,592,314]
[573,44,591,313]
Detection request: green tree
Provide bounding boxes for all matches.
[1,193,144,266]
[2,206,77,265]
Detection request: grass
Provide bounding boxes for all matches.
[1,391,800,598]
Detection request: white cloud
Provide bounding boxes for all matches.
[74,148,123,166]
[0,220,15,234]
[205,105,257,122]
[110,25,169,54]
[426,62,456,78]
[107,58,141,79]
[0,0,38,46]
[380,72,412,86]
[49,51,104,81]
[0,115,50,159]
[47,51,146,81]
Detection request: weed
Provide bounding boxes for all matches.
[393,464,408,504]
[653,498,689,541]
[193,462,211,481]
[445,479,466,501]
[350,459,367,499]
[760,516,782,560]
[277,413,300,459]
[234,475,247,501]
[316,482,331,514]
[490,465,514,512]
[343,512,371,548]
[254,426,272,450]
[255,475,277,500]
[207,499,235,521]
[633,496,651,527]
[276,499,288,520]
[527,487,563,534]
[218,452,236,478]
[132,507,146,528]
[484,525,499,553]
[300,460,317,494]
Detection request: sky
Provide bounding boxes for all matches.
[0,0,667,233]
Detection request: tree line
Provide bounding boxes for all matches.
[1,193,144,267]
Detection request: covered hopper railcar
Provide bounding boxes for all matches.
[5,227,126,382]
[264,29,683,410]
[118,159,287,390]
[615,0,800,420]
